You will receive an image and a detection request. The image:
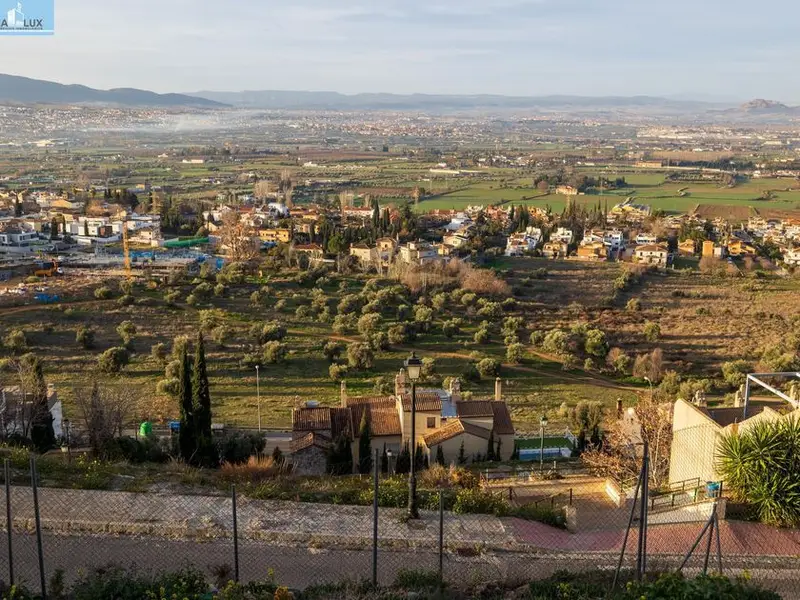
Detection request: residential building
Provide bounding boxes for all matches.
[669,398,799,485]
[551,227,574,245]
[258,228,292,244]
[555,185,579,196]
[349,243,378,265]
[0,384,63,439]
[290,374,515,475]
[702,240,726,259]
[542,241,569,259]
[576,241,607,261]
[634,243,669,267]
[678,239,697,256]
[635,233,658,246]
[726,239,757,258]
[609,198,651,223]
[505,228,541,257]
[784,247,800,267]
[398,241,439,266]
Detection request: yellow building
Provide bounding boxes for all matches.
[258,228,291,244]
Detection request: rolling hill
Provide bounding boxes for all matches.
[0,74,226,108]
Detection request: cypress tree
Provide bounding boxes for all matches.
[28,356,55,452]
[436,445,446,466]
[381,443,388,474]
[496,437,503,462]
[414,444,426,471]
[487,430,496,462]
[192,333,216,467]
[358,410,372,474]
[178,347,195,463]
[458,440,467,465]
[395,443,411,474]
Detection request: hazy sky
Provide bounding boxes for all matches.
[1,0,799,100]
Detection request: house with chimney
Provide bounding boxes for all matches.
[289,370,516,475]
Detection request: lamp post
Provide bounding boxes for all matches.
[404,351,422,519]
[644,376,653,400]
[539,415,548,474]
[387,449,394,476]
[63,419,71,464]
[255,365,261,432]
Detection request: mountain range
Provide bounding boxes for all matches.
[0,74,225,108]
[0,74,798,121]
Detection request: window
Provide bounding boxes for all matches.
[427,417,436,429]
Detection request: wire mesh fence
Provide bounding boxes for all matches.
[0,454,797,599]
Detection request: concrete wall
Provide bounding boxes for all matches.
[669,400,721,485]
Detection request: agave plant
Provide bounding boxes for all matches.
[717,417,800,527]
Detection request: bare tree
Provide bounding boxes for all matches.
[74,382,137,456]
[218,212,260,263]
[581,395,672,489]
[253,179,272,200]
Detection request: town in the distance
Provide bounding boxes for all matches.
[0,75,799,599]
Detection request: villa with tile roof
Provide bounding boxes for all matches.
[290,369,516,475]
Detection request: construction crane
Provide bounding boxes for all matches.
[122,214,132,279]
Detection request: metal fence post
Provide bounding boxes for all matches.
[30,456,46,600]
[4,458,13,587]
[372,448,379,586]
[438,490,444,587]
[231,484,240,583]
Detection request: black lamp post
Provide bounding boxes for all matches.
[404,351,422,519]
[539,414,548,474]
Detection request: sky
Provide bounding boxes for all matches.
[1,0,799,100]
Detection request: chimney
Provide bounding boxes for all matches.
[616,398,624,419]
[449,377,462,405]
[340,380,347,407]
[395,368,408,398]
[494,378,502,402]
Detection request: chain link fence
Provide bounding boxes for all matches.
[0,453,797,599]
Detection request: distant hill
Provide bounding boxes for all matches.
[189,89,725,112]
[0,74,226,108]
[721,99,799,116]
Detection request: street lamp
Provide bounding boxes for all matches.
[404,351,422,519]
[386,449,394,476]
[644,376,654,401]
[539,415,548,474]
[255,365,261,432]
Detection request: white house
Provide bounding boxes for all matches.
[551,227,574,245]
[634,243,669,267]
[784,247,800,267]
[635,233,658,246]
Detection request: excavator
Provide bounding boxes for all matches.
[33,260,63,277]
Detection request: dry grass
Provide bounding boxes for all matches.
[219,455,287,483]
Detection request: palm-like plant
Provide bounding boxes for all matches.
[717,417,800,527]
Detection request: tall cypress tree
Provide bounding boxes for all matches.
[486,430,496,462]
[178,347,195,463]
[28,356,55,452]
[358,410,372,474]
[192,333,216,467]
[436,445,446,466]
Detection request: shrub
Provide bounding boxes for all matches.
[156,378,180,396]
[606,347,631,373]
[369,331,390,351]
[626,297,642,311]
[3,329,26,353]
[474,328,490,345]
[251,322,287,343]
[442,318,462,338]
[262,341,287,364]
[477,301,502,318]
[218,433,266,465]
[542,329,569,355]
[213,283,226,297]
[150,342,167,363]
[413,305,433,331]
[453,488,509,516]
[347,342,374,370]
[476,358,501,378]
[584,328,608,358]
[357,313,381,336]
[94,286,112,300]
[388,323,411,345]
[163,290,180,306]
[185,294,198,306]
[323,340,344,363]
[295,305,311,320]
[643,320,661,342]
[506,342,525,364]
[76,326,95,349]
[529,330,544,346]
[329,363,348,381]
[98,347,129,373]
[722,359,751,388]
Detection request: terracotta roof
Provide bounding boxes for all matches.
[491,402,515,435]
[290,432,331,453]
[400,392,442,412]
[423,419,492,447]
[457,401,494,418]
[347,397,402,437]
[292,406,352,439]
